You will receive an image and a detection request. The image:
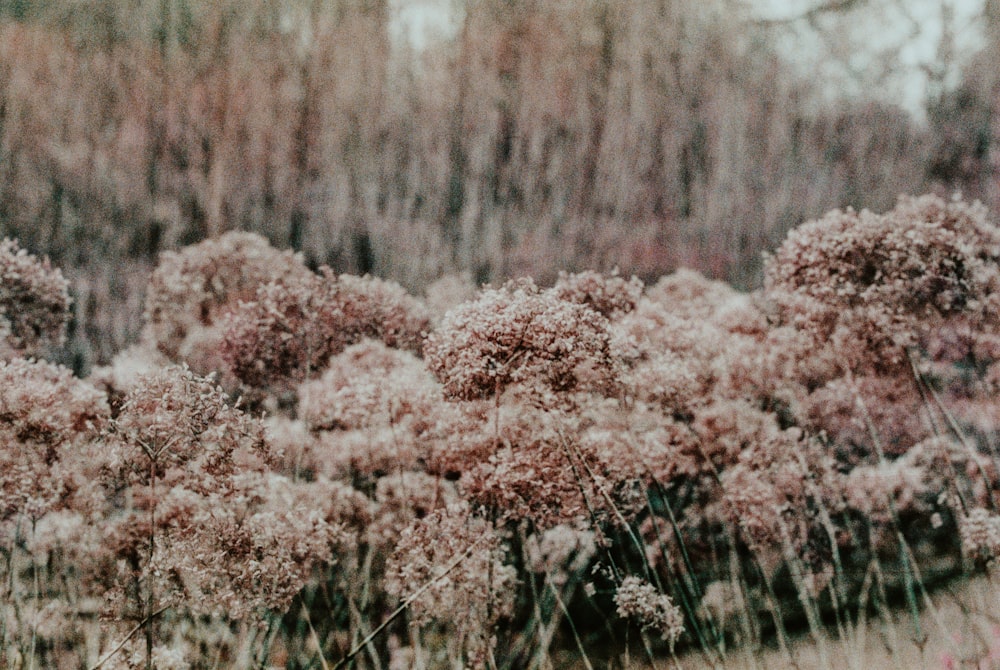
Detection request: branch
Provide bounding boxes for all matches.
[750,0,867,26]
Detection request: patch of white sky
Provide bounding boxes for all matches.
[755,0,987,119]
[388,0,989,120]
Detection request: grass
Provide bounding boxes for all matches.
[546,571,1000,669]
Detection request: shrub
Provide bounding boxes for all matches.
[221,269,431,391]
[0,238,71,358]
[764,194,1000,373]
[142,231,311,367]
[0,357,109,526]
[552,269,644,320]
[424,279,622,403]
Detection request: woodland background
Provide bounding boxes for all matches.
[0,0,999,371]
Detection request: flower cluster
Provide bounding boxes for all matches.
[552,269,644,319]
[524,523,597,587]
[0,238,71,357]
[764,194,999,372]
[221,269,430,391]
[960,507,1000,563]
[142,231,310,365]
[0,357,109,525]
[613,576,685,648]
[385,503,516,666]
[219,272,343,390]
[424,278,621,402]
[105,365,270,489]
[298,340,441,432]
[167,473,347,618]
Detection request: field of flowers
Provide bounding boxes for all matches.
[4,193,1000,669]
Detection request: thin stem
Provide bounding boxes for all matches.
[87,605,172,670]
[546,577,594,670]
[302,603,331,670]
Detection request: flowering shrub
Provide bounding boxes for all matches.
[424,278,622,402]
[219,271,347,390]
[142,231,310,366]
[385,503,516,667]
[552,269,644,319]
[764,194,1000,373]
[0,238,71,357]
[614,576,685,648]
[0,358,109,526]
[105,365,270,490]
[221,268,430,391]
[298,340,441,432]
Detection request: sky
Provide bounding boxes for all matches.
[388,0,990,119]
[755,0,988,117]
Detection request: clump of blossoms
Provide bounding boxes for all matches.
[801,374,929,460]
[609,272,772,412]
[221,269,430,391]
[424,278,622,403]
[0,358,110,666]
[524,523,597,587]
[423,399,636,529]
[298,340,441,432]
[104,365,271,492]
[334,273,431,353]
[424,272,477,323]
[0,357,109,527]
[168,472,348,618]
[96,364,332,663]
[960,507,1000,564]
[764,194,1000,373]
[613,576,685,649]
[0,238,71,357]
[142,231,310,365]
[219,271,343,390]
[644,267,744,321]
[719,424,844,570]
[552,269,644,320]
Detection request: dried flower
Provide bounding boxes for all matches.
[960,507,1000,563]
[385,503,515,666]
[0,357,109,525]
[525,523,597,587]
[765,195,1000,373]
[613,576,684,647]
[424,278,621,402]
[221,269,430,390]
[106,365,269,490]
[0,238,71,357]
[142,231,310,365]
[552,269,644,319]
[298,340,441,431]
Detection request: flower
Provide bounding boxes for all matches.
[613,576,684,647]
[0,238,71,357]
[424,278,621,402]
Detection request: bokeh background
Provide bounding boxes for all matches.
[0,0,998,372]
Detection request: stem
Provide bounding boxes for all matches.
[27,519,39,670]
[146,459,156,670]
[547,577,594,670]
[87,605,172,670]
[302,603,331,670]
